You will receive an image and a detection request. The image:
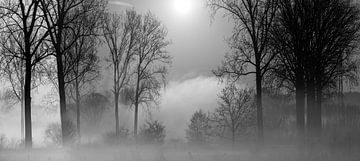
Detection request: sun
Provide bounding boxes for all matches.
[174,0,193,15]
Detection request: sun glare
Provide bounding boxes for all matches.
[174,0,193,15]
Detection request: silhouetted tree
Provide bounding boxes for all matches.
[132,12,171,136]
[208,0,279,142]
[39,0,106,145]
[212,84,255,144]
[270,0,360,138]
[101,10,140,138]
[186,109,211,145]
[0,0,50,148]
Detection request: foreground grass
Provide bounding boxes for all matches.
[0,144,359,161]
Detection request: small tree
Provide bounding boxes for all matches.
[186,109,211,145]
[139,120,166,144]
[213,84,256,144]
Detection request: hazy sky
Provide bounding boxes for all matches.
[108,0,233,80]
[0,0,238,146]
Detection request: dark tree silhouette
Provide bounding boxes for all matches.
[101,10,140,138]
[132,12,171,136]
[0,0,49,148]
[39,0,106,145]
[270,0,360,138]
[208,0,279,143]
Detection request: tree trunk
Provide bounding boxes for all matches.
[255,66,264,143]
[56,53,69,146]
[21,91,24,142]
[114,92,119,137]
[314,78,322,137]
[24,56,32,148]
[134,77,140,137]
[306,77,316,139]
[295,68,305,139]
[75,78,80,142]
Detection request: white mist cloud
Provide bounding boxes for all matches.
[109,1,133,7]
[153,76,225,140]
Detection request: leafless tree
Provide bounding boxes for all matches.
[208,0,279,142]
[101,10,140,138]
[212,84,255,144]
[63,4,102,140]
[131,12,171,136]
[0,0,50,148]
[270,0,360,138]
[39,0,106,145]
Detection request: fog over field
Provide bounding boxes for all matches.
[1,0,360,161]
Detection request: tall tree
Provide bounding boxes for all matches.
[0,0,49,148]
[102,10,140,138]
[39,0,106,145]
[208,0,279,142]
[63,3,102,141]
[132,12,171,136]
[270,0,360,138]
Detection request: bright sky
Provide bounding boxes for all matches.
[107,0,233,80]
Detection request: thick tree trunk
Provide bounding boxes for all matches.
[114,93,119,137]
[24,57,32,148]
[306,78,316,138]
[21,93,24,142]
[56,53,69,146]
[255,66,264,143]
[314,79,322,137]
[295,69,305,139]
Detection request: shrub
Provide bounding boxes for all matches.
[139,120,166,144]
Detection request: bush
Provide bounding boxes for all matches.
[103,127,130,145]
[44,122,76,146]
[139,120,166,144]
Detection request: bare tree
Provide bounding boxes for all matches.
[212,84,255,144]
[270,0,360,138]
[0,0,49,148]
[63,4,102,140]
[131,12,171,136]
[208,0,279,142]
[39,0,106,145]
[186,109,211,145]
[101,10,140,138]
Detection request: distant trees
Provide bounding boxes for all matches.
[186,110,211,145]
[80,92,109,126]
[208,0,279,142]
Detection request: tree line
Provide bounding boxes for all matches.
[0,0,170,148]
[208,0,360,144]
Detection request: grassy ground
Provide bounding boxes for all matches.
[0,144,359,161]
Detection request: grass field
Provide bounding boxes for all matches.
[1,144,360,161]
